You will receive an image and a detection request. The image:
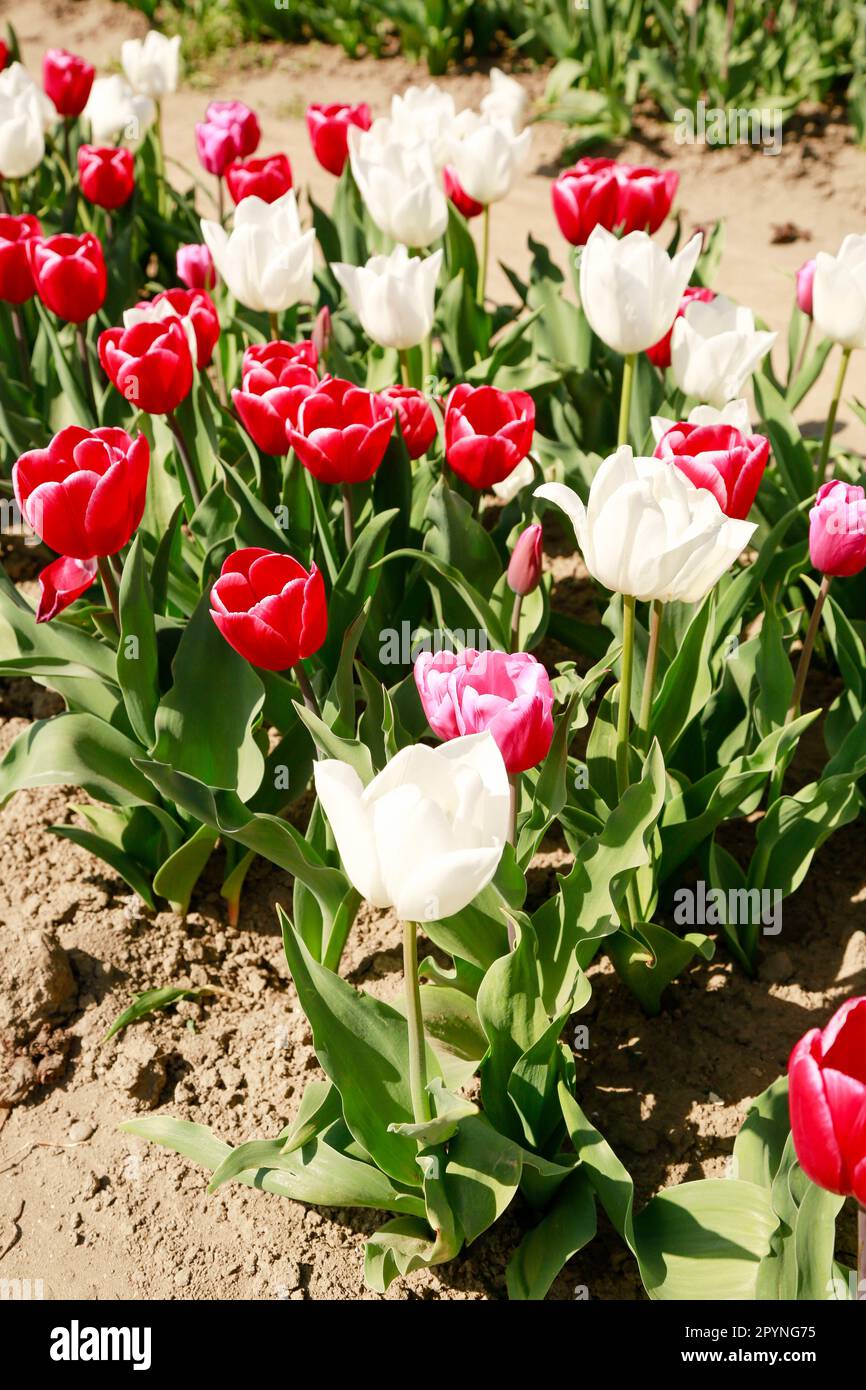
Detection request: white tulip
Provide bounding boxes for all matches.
[121,30,181,100]
[535,446,755,604]
[313,733,509,922]
[85,75,155,147]
[349,127,448,247]
[201,190,315,315]
[388,85,456,167]
[445,110,531,206]
[0,85,44,179]
[481,68,528,131]
[812,234,866,351]
[333,245,442,351]
[492,457,534,502]
[580,226,702,357]
[651,398,753,446]
[0,62,57,130]
[670,294,777,407]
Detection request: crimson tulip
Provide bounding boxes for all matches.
[414,648,554,775]
[13,426,149,560]
[132,287,220,369]
[654,421,769,520]
[78,145,135,210]
[306,102,372,177]
[646,285,715,370]
[0,41,7,71]
[288,378,394,485]
[809,481,866,578]
[226,153,292,205]
[789,996,866,1206]
[444,384,535,490]
[507,524,543,597]
[552,158,677,246]
[43,49,95,118]
[380,385,438,460]
[98,318,194,415]
[176,243,216,291]
[243,338,318,374]
[444,165,483,220]
[36,555,97,623]
[210,547,327,671]
[233,354,319,456]
[27,232,106,323]
[0,214,41,304]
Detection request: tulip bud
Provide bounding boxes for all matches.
[809,480,866,578]
[210,548,327,671]
[507,524,543,596]
[176,242,216,291]
[43,49,95,118]
[796,258,816,318]
[26,232,107,323]
[311,305,331,362]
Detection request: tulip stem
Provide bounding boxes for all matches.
[11,307,31,389]
[792,318,812,385]
[477,205,490,307]
[293,661,321,721]
[787,574,831,723]
[399,348,411,388]
[402,921,431,1125]
[509,593,523,653]
[342,484,355,551]
[618,353,636,448]
[216,175,224,225]
[616,594,636,800]
[76,327,97,421]
[637,599,664,747]
[268,311,279,342]
[816,347,851,485]
[97,556,121,629]
[858,1205,866,1301]
[166,411,203,510]
[508,773,519,845]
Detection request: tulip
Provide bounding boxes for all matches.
[387,85,456,168]
[84,75,154,146]
[311,306,331,362]
[313,732,509,921]
[812,235,866,351]
[42,49,94,118]
[333,245,441,352]
[77,145,135,210]
[123,287,220,370]
[226,153,292,205]
[670,293,777,407]
[243,338,318,373]
[379,386,438,460]
[201,190,315,315]
[796,258,816,318]
[789,997,866,1206]
[0,83,44,178]
[349,128,448,248]
[444,165,483,219]
[210,547,327,672]
[654,421,769,520]
[13,426,149,559]
[176,242,216,291]
[651,398,753,447]
[580,225,702,357]
[415,649,553,776]
[195,120,239,178]
[121,31,181,100]
[27,232,106,323]
[0,62,57,132]
[98,317,194,414]
[535,447,756,605]
[0,41,7,72]
[551,161,618,247]
[288,378,394,485]
[205,99,260,158]
[480,68,527,132]
[809,481,866,579]
[445,111,531,208]
[306,101,372,177]
[445,384,535,490]
[646,285,715,370]
[232,355,319,456]
[0,214,41,304]
[507,524,543,597]
[36,555,97,623]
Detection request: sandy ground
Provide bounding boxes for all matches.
[0,0,865,1302]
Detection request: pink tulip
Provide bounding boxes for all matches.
[177,243,216,291]
[797,258,816,318]
[195,121,238,177]
[789,996,866,1205]
[205,100,260,158]
[507,525,543,596]
[414,648,554,775]
[809,481,866,578]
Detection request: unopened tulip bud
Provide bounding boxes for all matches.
[796,259,816,318]
[507,524,543,596]
[312,304,331,360]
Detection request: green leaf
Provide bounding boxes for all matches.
[116,536,160,747]
[649,594,715,756]
[506,1169,597,1301]
[104,984,217,1042]
[607,922,714,1015]
[0,712,155,807]
[634,1179,779,1300]
[152,823,219,915]
[733,1076,791,1189]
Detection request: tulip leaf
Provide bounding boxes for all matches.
[606,923,714,1016]
[634,1179,779,1300]
[649,593,715,757]
[51,823,158,909]
[749,764,866,897]
[506,1168,597,1300]
[733,1076,791,1189]
[753,374,814,503]
[116,536,161,747]
[153,824,220,916]
[754,588,794,738]
[364,1147,463,1292]
[376,548,508,651]
[320,508,399,671]
[104,984,218,1042]
[0,712,157,808]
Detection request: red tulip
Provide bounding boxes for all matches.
[654,421,769,520]
[414,648,554,775]
[36,554,97,623]
[43,49,95,118]
[78,145,135,210]
[243,339,318,374]
[233,354,319,456]
[444,384,535,490]
[380,385,438,460]
[210,547,327,671]
[226,153,293,205]
[0,41,8,71]
[611,161,679,234]
[789,996,866,1206]
[176,243,216,291]
[26,232,106,323]
[646,285,715,370]
[809,481,866,578]
[306,102,372,177]
[444,165,483,220]
[288,378,394,485]
[552,158,678,246]
[0,213,41,304]
[13,426,149,560]
[797,258,816,318]
[134,287,220,369]
[98,318,194,415]
[507,524,543,596]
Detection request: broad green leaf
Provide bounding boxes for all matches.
[635,1179,778,1300]
[506,1168,597,1301]
[117,536,161,747]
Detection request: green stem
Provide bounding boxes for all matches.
[268,310,279,342]
[787,574,831,723]
[792,317,813,385]
[816,348,851,485]
[618,353,636,448]
[293,660,321,722]
[217,175,225,226]
[509,592,523,653]
[76,326,97,420]
[477,204,490,307]
[507,772,519,845]
[402,921,430,1125]
[166,410,203,510]
[97,555,120,628]
[616,594,636,800]
[342,483,355,552]
[11,306,31,388]
[398,348,411,387]
[421,332,433,391]
[637,599,664,747]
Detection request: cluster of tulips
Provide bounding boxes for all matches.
[2,23,866,1299]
